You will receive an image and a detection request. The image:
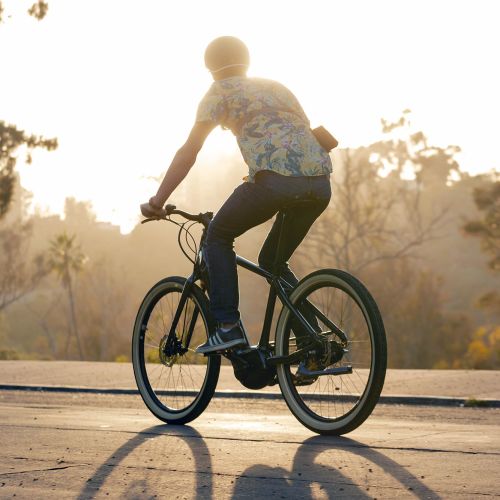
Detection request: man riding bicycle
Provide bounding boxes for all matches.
[141,36,334,354]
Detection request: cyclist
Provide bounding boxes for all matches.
[141,36,333,354]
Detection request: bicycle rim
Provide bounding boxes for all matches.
[132,277,219,423]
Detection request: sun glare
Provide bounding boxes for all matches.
[1,0,499,232]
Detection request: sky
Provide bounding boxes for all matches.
[1,0,499,232]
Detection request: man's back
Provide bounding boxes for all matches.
[196,76,332,181]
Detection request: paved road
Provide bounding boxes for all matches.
[0,391,498,499]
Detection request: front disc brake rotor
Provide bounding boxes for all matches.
[159,336,181,367]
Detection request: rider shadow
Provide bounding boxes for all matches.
[231,436,440,499]
[77,424,213,500]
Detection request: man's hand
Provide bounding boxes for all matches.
[140,202,166,219]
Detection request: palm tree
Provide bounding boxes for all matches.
[48,232,86,360]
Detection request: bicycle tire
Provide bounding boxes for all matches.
[275,269,387,435]
[132,276,220,424]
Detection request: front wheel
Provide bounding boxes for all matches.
[275,269,387,435]
[132,276,220,424]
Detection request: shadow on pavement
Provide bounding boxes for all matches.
[232,436,440,499]
[331,436,440,498]
[76,426,440,499]
[77,424,212,500]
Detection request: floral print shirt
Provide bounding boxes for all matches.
[196,76,332,182]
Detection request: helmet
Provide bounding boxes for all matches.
[204,36,250,73]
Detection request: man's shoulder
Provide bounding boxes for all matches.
[248,77,288,90]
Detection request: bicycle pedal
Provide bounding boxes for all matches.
[297,364,353,377]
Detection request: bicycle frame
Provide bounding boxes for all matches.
[162,209,348,367]
[136,205,383,433]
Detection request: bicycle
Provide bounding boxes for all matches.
[132,203,387,435]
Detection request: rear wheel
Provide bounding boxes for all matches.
[276,269,387,435]
[132,277,220,424]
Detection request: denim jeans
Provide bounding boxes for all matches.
[204,170,332,323]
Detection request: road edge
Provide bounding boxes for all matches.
[1,384,499,408]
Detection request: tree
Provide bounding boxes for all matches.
[0,221,47,312]
[1,1,55,219]
[465,326,500,370]
[298,115,450,274]
[76,259,134,361]
[462,180,500,369]
[24,290,62,358]
[359,259,473,369]
[463,181,500,273]
[0,121,57,219]
[0,3,56,316]
[0,1,48,22]
[47,232,87,360]
[27,0,48,20]
[293,112,472,369]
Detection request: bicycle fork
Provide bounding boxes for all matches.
[163,274,199,356]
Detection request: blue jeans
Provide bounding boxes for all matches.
[204,170,332,323]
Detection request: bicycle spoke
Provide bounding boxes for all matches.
[136,285,215,414]
[285,280,376,422]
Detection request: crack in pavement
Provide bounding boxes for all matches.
[0,463,91,477]
[3,422,500,457]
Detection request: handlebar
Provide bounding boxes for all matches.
[141,204,213,228]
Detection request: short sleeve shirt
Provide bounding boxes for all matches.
[196,76,332,182]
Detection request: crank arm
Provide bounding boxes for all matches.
[267,343,318,366]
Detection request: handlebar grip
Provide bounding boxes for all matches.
[164,204,177,215]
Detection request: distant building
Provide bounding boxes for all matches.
[96,221,121,234]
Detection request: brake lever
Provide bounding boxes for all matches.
[141,215,168,224]
[164,204,177,215]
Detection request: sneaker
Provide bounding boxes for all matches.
[196,322,248,354]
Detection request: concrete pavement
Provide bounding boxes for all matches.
[0,390,499,498]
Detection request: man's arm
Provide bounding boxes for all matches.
[146,121,215,212]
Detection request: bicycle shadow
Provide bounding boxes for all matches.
[76,425,441,499]
[231,435,441,499]
[77,424,213,500]
[329,436,440,498]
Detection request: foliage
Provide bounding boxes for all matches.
[298,112,449,274]
[476,290,500,317]
[377,110,462,188]
[295,112,496,368]
[0,1,48,22]
[48,232,86,288]
[75,258,133,361]
[0,349,19,360]
[27,0,48,20]
[361,259,473,369]
[0,110,498,367]
[0,121,57,219]
[462,180,499,368]
[463,181,500,272]
[1,3,54,217]
[465,326,500,369]
[1,204,136,361]
[47,232,87,359]
[0,220,47,312]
